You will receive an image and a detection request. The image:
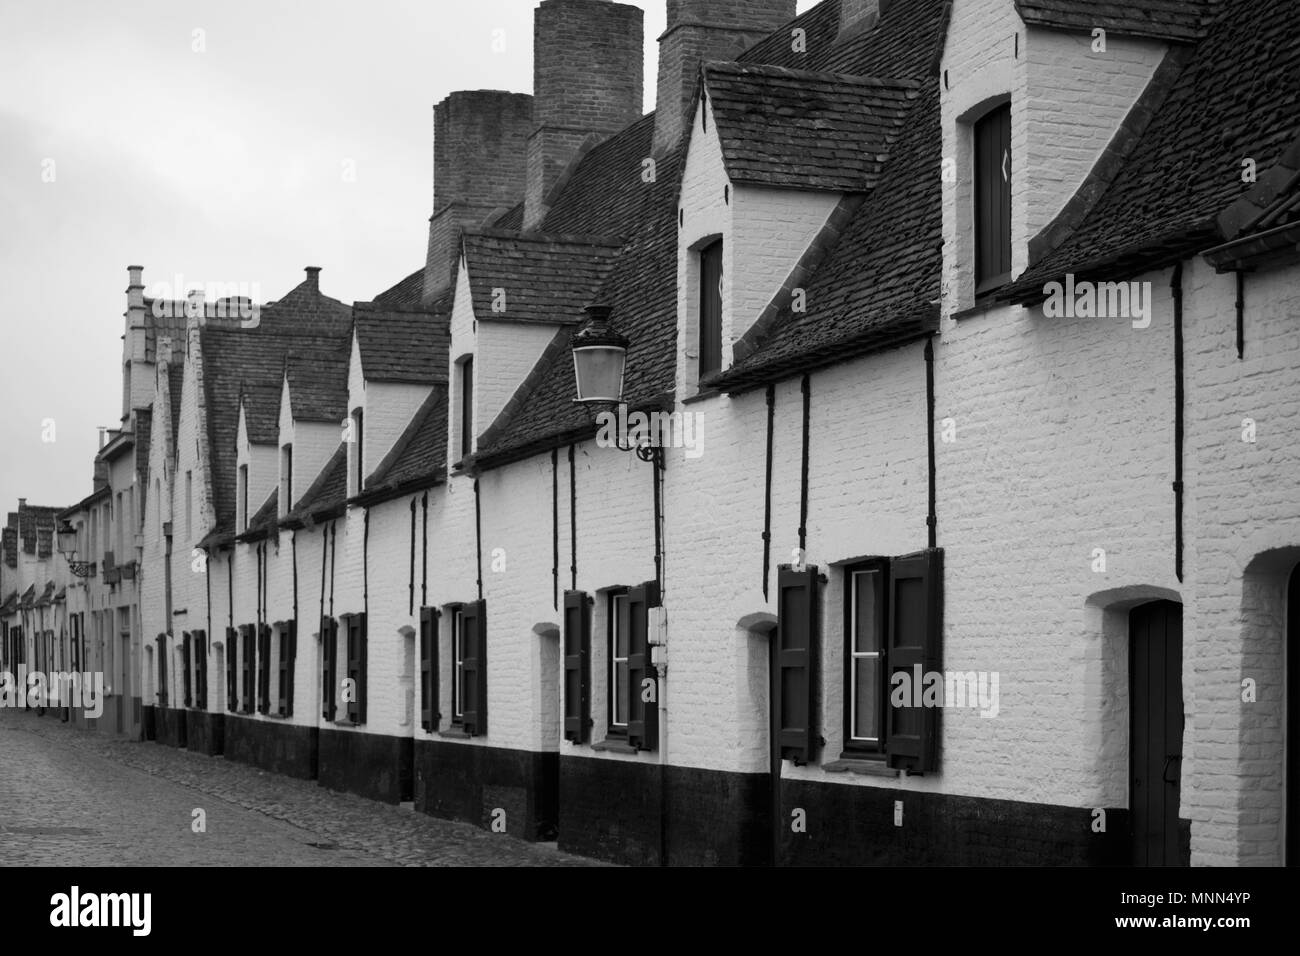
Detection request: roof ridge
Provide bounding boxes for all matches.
[465,228,625,248]
[704,59,923,89]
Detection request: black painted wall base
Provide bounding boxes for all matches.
[186,711,225,756]
[141,704,156,741]
[318,727,414,804]
[154,706,187,749]
[778,778,1133,866]
[559,757,768,866]
[223,714,318,779]
[415,739,558,841]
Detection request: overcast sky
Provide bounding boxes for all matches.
[0,0,813,517]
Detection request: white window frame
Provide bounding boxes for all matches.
[849,567,883,746]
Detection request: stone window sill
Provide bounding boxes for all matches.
[438,727,471,740]
[591,737,637,754]
[823,757,899,777]
[332,717,361,728]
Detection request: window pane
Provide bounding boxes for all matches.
[614,596,629,657]
[614,663,629,725]
[853,570,879,653]
[853,657,879,740]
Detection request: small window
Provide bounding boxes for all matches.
[350,410,364,495]
[452,607,465,722]
[185,471,193,540]
[698,240,723,379]
[844,561,887,753]
[238,465,249,531]
[459,357,474,461]
[281,445,293,516]
[450,601,487,734]
[974,102,1012,294]
[609,590,630,732]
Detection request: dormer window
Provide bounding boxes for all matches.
[459,357,474,461]
[238,465,249,531]
[974,101,1011,295]
[350,409,364,496]
[698,239,723,379]
[280,444,293,517]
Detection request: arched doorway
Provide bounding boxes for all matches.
[1130,599,1184,866]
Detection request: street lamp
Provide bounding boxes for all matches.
[56,521,94,578]
[571,304,660,467]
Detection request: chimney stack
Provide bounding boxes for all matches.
[653,0,796,156]
[123,265,147,420]
[304,266,321,293]
[523,0,644,231]
[839,0,881,38]
[424,90,534,303]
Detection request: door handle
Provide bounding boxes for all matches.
[1162,754,1181,784]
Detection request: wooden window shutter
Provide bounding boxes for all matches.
[777,566,820,764]
[886,548,943,773]
[974,103,1012,293]
[460,601,487,736]
[562,590,592,743]
[625,581,660,751]
[321,617,337,721]
[195,630,207,709]
[358,613,368,724]
[419,607,438,732]
[157,635,168,707]
[226,627,238,712]
[182,633,192,708]
[277,625,289,717]
[282,620,296,717]
[241,625,254,713]
[258,624,271,714]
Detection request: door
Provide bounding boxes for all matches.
[1130,600,1184,866]
[1287,565,1299,866]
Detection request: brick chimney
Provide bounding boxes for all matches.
[840,0,881,38]
[653,0,796,156]
[304,266,321,293]
[523,0,644,232]
[123,265,147,419]
[424,90,534,303]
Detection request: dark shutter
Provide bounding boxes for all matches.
[419,607,438,732]
[777,566,819,764]
[280,621,295,717]
[182,633,192,708]
[461,600,487,736]
[157,635,168,707]
[321,617,337,721]
[258,624,271,714]
[699,240,723,377]
[277,625,288,716]
[886,548,943,773]
[241,625,254,713]
[563,590,592,743]
[195,630,207,709]
[226,627,238,712]
[974,103,1012,293]
[626,581,660,751]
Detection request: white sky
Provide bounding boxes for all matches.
[0,0,814,514]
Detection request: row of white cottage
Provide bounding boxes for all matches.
[34,0,1300,866]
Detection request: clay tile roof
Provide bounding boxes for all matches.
[702,62,918,192]
[281,443,348,528]
[462,231,623,325]
[237,489,279,542]
[240,383,285,445]
[2,528,15,568]
[201,277,353,534]
[475,0,951,464]
[285,350,350,424]
[1014,0,1215,43]
[359,386,449,501]
[136,408,153,505]
[1004,0,1300,301]
[169,363,185,446]
[0,591,18,615]
[371,268,426,310]
[352,304,449,385]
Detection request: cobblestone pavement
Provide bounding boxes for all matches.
[0,709,599,866]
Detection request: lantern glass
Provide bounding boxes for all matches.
[573,345,627,404]
[56,523,78,557]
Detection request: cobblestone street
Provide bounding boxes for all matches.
[0,710,598,866]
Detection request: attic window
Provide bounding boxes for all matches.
[349,410,365,496]
[281,444,293,516]
[238,465,249,531]
[698,240,724,378]
[459,357,474,461]
[974,102,1012,294]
